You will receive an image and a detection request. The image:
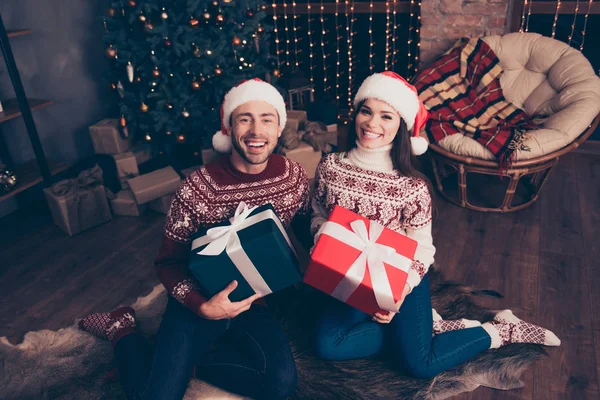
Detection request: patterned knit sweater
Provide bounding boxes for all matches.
[155,154,310,314]
[311,142,436,292]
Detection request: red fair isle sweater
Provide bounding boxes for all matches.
[154,154,310,314]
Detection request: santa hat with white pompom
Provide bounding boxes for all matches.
[353,71,430,156]
[212,78,287,153]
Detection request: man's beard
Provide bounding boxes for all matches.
[231,135,274,165]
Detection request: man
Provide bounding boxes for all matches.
[79,78,311,400]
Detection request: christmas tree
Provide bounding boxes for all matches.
[102,0,277,157]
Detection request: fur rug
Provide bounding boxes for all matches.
[0,268,546,400]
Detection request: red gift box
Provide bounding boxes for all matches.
[304,206,418,316]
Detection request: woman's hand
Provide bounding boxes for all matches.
[372,283,411,324]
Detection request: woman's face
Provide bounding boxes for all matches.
[354,98,401,149]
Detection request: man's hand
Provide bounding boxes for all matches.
[372,283,411,324]
[198,280,262,320]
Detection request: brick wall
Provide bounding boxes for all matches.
[420,0,511,65]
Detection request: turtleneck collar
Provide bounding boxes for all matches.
[346,141,395,172]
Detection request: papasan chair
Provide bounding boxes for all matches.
[416,32,600,212]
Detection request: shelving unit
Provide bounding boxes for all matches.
[0,14,68,201]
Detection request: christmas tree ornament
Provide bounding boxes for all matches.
[139,14,146,22]
[161,12,169,19]
[261,4,267,10]
[216,14,225,25]
[177,134,186,143]
[190,16,200,27]
[257,25,264,33]
[164,38,172,47]
[273,68,281,77]
[182,109,190,118]
[246,9,254,17]
[135,76,142,83]
[152,67,161,78]
[110,82,117,90]
[223,0,233,3]
[108,8,116,17]
[0,167,17,197]
[128,0,136,7]
[140,102,149,112]
[213,1,219,6]
[203,12,211,20]
[214,66,223,75]
[191,80,201,90]
[106,46,117,58]
[166,131,172,135]
[117,81,125,98]
[120,115,127,127]
[145,22,154,31]
[127,61,134,82]
[145,133,152,141]
[194,46,201,57]
[167,103,173,109]
[232,36,241,45]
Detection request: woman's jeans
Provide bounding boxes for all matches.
[314,274,491,378]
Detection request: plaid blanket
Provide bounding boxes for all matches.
[413,38,537,167]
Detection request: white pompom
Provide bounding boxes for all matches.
[212,130,232,154]
[411,136,429,156]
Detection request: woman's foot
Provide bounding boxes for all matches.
[482,309,561,349]
[78,306,137,346]
[432,308,482,336]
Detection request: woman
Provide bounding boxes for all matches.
[310,71,560,378]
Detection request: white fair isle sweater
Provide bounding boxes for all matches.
[311,142,436,292]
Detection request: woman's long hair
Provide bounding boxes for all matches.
[347,100,434,195]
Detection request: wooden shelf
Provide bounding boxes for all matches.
[0,98,53,124]
[0,159,69,202]
[7,29,33,38]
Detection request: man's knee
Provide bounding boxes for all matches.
[263,358,297,400]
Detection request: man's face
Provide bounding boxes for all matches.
[229,101,281,166]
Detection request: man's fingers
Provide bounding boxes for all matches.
[237,293,262,308]
[220,280,238,296]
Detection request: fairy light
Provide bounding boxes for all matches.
[392,0,397,69]
[519,0,528,32]
[551,0,561,38]
[272,2,280,67]
[320,0,328,94]
[369,0,374,72]
[347,0,356,115]
[407,0,415,75]
[308,1,314,86]
[292,1,299,68]
[568,0,580,44]
[415,0,422,74]
[335,0,341,101]
[580,0,594,51]
[282,0,290,67]
[384,0,391,70]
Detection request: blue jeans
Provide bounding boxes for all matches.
[314,274,492,378]
[113,297,297,400]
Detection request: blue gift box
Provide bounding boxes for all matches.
[189,202,302,302]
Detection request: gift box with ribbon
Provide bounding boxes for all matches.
[112,152,139,190]
[128,166,181,205]
[148,192,174,214]
[283,141,322,179]
[304,206,418,316]
[89,119,132,155]
[189,202,302,302]
[110,189,147,217]
[43,165,113,236]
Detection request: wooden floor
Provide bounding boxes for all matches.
[1,152,599,399]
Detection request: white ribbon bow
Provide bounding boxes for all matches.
[191,202,295,297]
[320,219,412,312]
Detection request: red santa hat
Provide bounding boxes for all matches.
[212,78,287,153]
[353,71,430,155]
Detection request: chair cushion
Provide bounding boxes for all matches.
[437,32,600,161]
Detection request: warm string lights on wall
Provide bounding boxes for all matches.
[369,0,374,72]
[414,0,422,74]
[346,0,355,115]
[568,0,580,45]
[272,1,280,67]
[384,1,391,70]
[320,0,328,94]
[335,0,341,101]
[551,0,561,38]
[580,0,594,51]
[392,0,398,70]
[407,0,415,75]
[292,1,299,68]
[307,1,315,86]
[282,0,291,67]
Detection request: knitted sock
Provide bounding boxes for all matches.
[482,309,561,349]
[432,308,482,336]
[78,306,137,346]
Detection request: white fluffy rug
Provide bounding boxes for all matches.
[0,285,244,400]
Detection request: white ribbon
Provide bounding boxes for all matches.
[320,219,412,312]
[191,202,296,297]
